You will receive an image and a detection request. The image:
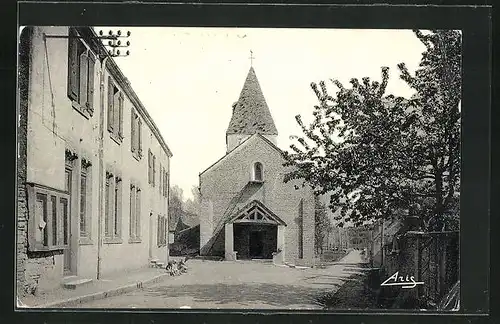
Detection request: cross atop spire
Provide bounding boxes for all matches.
[249,50,255,67]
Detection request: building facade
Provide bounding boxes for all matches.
[17,26,172,297]
[198,67,315,265]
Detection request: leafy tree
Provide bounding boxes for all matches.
[398,30,461,230]
[184,185,201,216]
[284,30,461,231]
[169,185,184,225]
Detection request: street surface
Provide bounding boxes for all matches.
[75,251,365,309]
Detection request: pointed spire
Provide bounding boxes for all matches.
[226,67,278,135]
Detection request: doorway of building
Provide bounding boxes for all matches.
[63,164,73,275]
[233,224,277,259]
[249,230,264,258]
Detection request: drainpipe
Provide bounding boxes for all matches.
[96,55,109,280]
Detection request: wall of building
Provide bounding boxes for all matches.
[99,64,169,275]
[18,26,171,295]
[200,134,315,264]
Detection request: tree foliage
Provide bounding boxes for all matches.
[284,30,461,230]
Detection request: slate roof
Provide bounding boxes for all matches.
[226,67,278,135]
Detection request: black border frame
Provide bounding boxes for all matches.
[1,1,492,324]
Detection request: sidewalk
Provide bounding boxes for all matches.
[19,266,170,308]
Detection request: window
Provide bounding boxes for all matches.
[253,162,263,182]
[79,158,92,240]
[148,150,156,186]
[159,165,162,195]
[157,215,167,247]
[153,155,156,187]
[104,171,122,243]
[130,109,142,160]
[107,77,124,143]
[148,150,152,184]
[27,183,70,251]
[163,170,169,198]
[129,184,141,242]
[67,28,95,118]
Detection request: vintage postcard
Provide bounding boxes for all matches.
[16,26,461,311]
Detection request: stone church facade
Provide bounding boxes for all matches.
[199,67,316,265]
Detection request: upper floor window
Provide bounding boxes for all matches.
[67,28,95,118]
[148,150,156,187]
[131,109,142,160]
[107,77,124,144]
[253,162,263,182]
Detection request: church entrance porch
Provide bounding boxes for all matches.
[223,200,286,262]
[233,224,277,259]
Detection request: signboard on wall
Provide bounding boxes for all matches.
[168,232,175,244]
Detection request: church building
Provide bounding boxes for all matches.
[198,66,316,265]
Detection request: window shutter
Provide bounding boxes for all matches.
[87,53,95,115]
[67,29,79,101]
[138,119,142,156]
[107,77,114,132]
[153,155,156,186]
[136,189,141,238]
[159,165,162,194]
[113,92,120,136]
[148,150,152,184]
[79,51,88,107]
[116,178,122,237]
[157,216,160,246]
[129,185,135,238]
[118,92,124,138]
[164,171,167,197]
[131,110,136,153]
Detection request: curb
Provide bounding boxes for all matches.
[35,272,171,308]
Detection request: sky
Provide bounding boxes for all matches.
[97,27,427,200]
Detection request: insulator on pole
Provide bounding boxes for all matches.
[127,31,131,37]
[117,30,122,36]
[126,50,130,55]
[99,30,103,36]
[109,30,113,36]
[117,40,121,46]
[108,41,112,46]
[126,41,130,46]
[117,50,120,55]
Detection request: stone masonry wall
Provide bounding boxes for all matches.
[17,26,31,298]
[199,134,315,263]
[18,27,66,297]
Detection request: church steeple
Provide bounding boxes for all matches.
[226,66,278,152]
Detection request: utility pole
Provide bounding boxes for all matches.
[95,29,131,280]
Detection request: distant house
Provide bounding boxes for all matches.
[17,27,172,297]
[198,67,316,265]
[169,211,200,256]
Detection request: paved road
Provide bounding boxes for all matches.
[76,251,366,310]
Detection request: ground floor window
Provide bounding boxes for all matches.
[104,171,122,243]
[26,183,70,251]
[129,183,141,242]
[157,215,167,247]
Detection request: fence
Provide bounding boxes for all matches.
[372,230,459,308]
